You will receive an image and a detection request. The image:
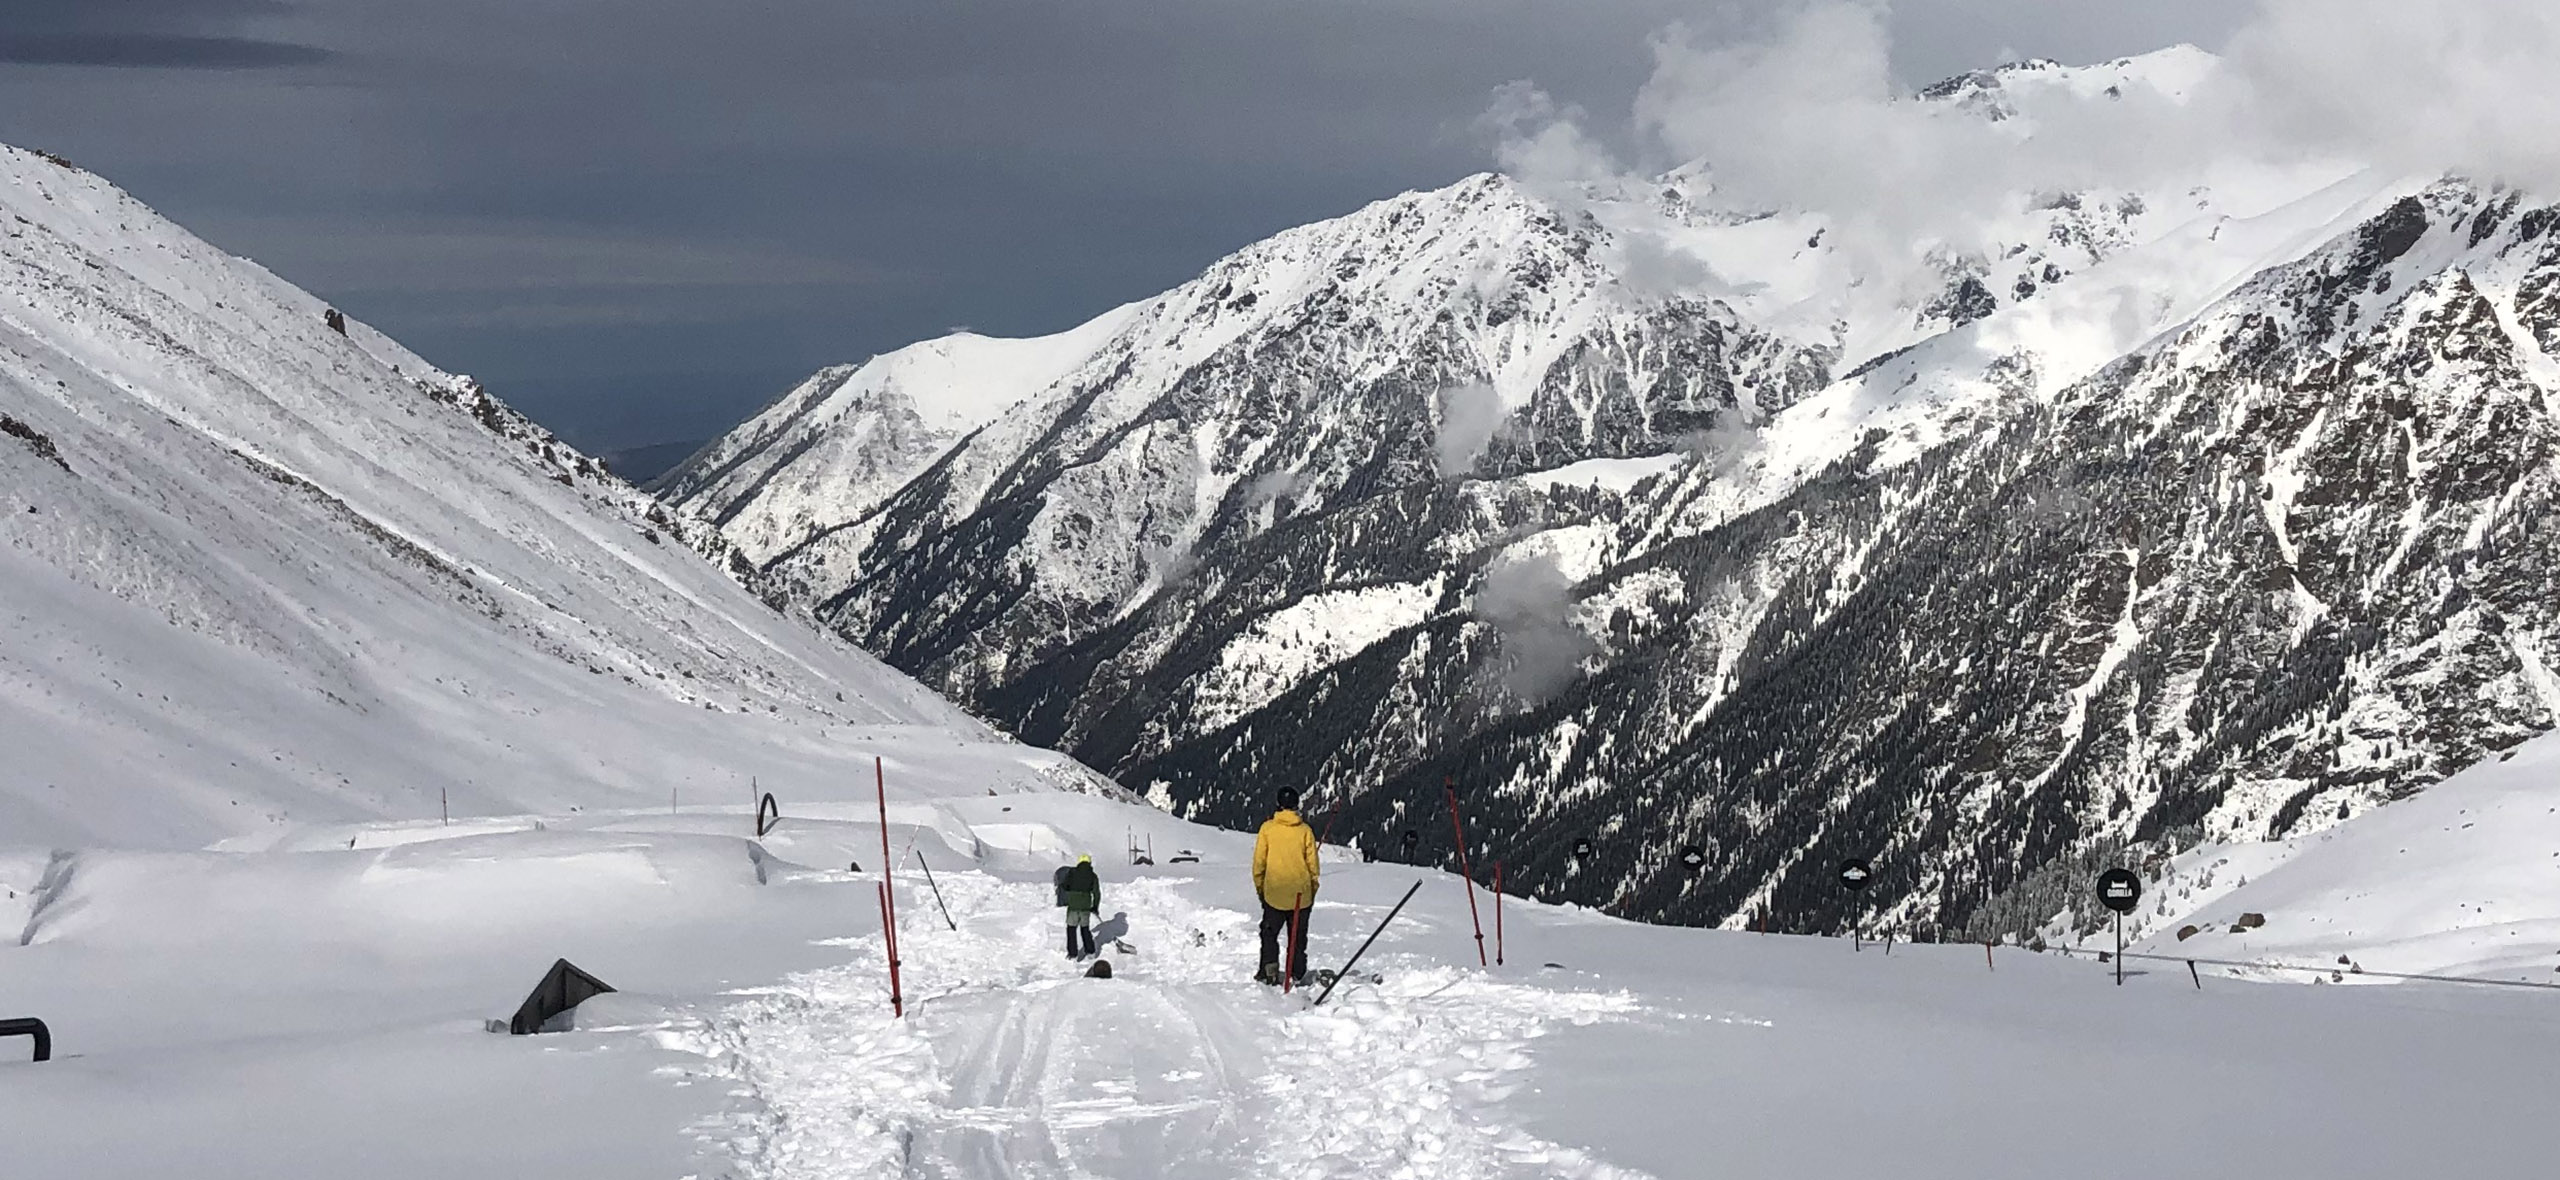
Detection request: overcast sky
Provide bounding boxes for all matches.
[0,1,2250,450]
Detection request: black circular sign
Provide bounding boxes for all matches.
[1838,858,1874,892]
[2096,867,2143,915]
[1677,846,1708,871]
[1570,838,1594,860]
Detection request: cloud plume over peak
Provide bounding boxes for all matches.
[1490,0,2560,295]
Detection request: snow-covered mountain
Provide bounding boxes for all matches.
[4,106,2558,1180]
[654,305,1142,560]
[662,50,2560,936]
[0,142,1108,850]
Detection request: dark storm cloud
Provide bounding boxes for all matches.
[0,0,332,70]
[0,1,2245,450]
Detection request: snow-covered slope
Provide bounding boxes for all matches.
[656,305,1142,561]
[2106,730,2560,983]
[0,141,1110,849]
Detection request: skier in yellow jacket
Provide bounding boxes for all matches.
[1251,787,1320,985]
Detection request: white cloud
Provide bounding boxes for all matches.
[1488,0,2560,298]
[1477,549,1597,703]
[1434,382,1506,479]
[2227,0,2560,193]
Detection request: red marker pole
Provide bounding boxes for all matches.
[1444,775,1487,967]
[876,757,903,1017]
[1494,860,1505,967]
[877,883,902,1015]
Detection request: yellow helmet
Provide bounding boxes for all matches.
[1077,854,1092,864]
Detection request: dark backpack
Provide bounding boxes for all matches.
[1058,862,1101,911]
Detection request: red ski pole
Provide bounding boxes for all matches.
[877,757,903,1017]
[1444,775,1487,967]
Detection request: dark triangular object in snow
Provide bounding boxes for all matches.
[509,958,615,1035]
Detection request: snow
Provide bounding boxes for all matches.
[10,785,2560,1178]
[859,315,1144,438]
[5,100,2560,1180]
[1653,164,2419,549]
[1491,524,1619,587]
[1508,454,1686,496]
[1188,580,1444,734]
[0,141,1054,850]
[665,306,1144,562]
[2119,731,2560,986]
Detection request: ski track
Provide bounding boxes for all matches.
[668,872,1648,1179]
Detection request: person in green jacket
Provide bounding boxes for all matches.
[1251,788,1320,985]
[1057,854,1102,961]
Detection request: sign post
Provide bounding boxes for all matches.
[2096,867,2143,986]
[1838,857,1874,950]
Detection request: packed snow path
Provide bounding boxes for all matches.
[686,871,1642,1179]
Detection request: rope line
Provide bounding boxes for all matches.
[2047,943,2560,992]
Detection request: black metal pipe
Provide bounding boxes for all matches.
[913,850,958,931]
[1313,880,1424,1006]
[2,1017,50,1063]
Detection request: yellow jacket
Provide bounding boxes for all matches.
[1251,809,1320,910]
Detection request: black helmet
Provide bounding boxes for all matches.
[1275,787,1300,811]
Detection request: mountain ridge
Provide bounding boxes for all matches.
[663,51,2560,934]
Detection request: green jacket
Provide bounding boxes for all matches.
[1057,862,1101,915]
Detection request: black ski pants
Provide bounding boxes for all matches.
[1258,900,1311,981]
[1066,916,1096,959]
